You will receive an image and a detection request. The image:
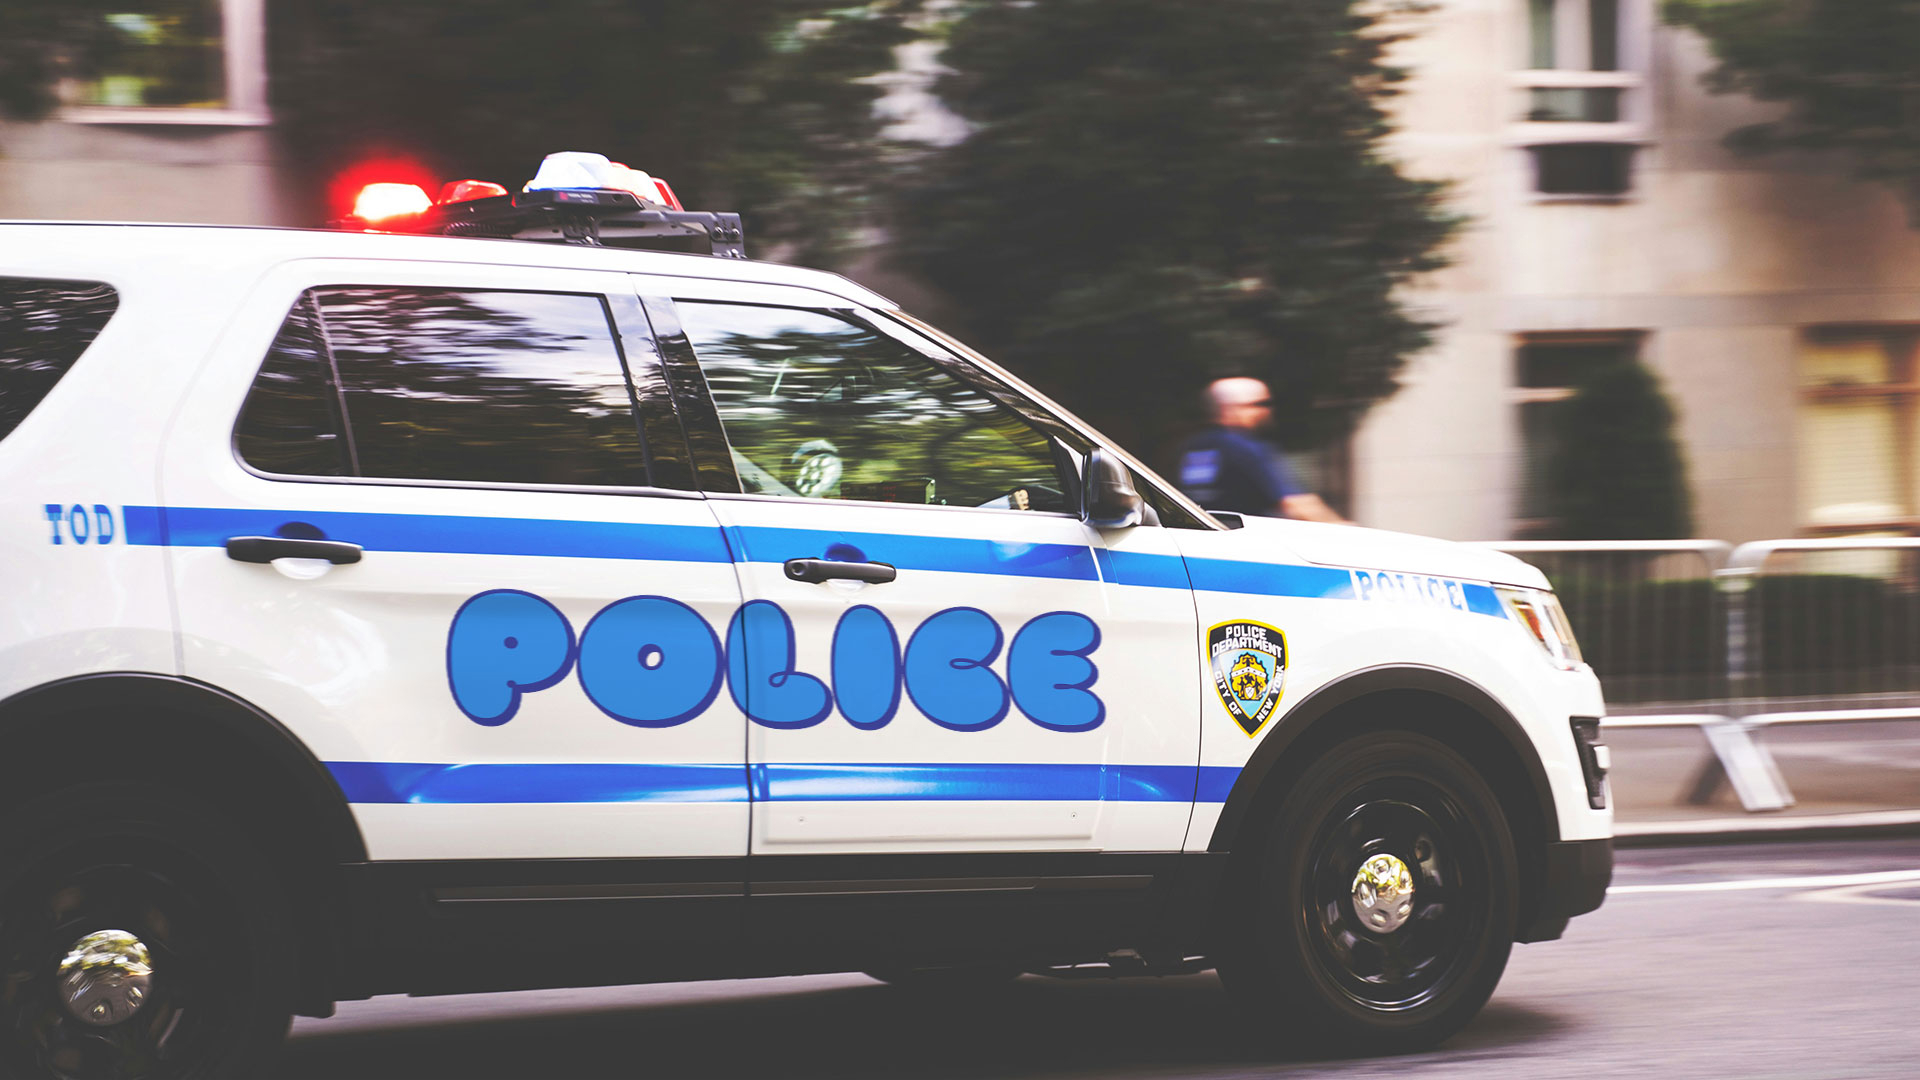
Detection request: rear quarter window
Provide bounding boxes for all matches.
[0,278,119,443]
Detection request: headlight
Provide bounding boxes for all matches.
[1495,587,1583,670]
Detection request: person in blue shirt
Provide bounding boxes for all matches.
[1177,377,1348,523]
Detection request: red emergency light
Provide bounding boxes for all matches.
[350,183,431,223]
[437,179,510,205]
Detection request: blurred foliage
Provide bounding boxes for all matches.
[0,1,915,265]
[1665,0,1920,216]
[1749,574,1920,695]
[1545,359,1692,540]
[890,0,1459,461]
[0,0,120,117]
[270,0,915,264]
[0,0,222,110]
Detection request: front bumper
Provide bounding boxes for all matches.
[1517,837,1613,943]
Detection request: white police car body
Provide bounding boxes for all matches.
[0,167,1609,1076]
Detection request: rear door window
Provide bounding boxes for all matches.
[0,278,119,443]
[236,286,656,488]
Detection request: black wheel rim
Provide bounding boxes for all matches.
[1302,777,1489,1012]
[1,838,241,1080]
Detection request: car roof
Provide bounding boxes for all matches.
[0,220,896,309]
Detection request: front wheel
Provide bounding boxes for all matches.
[1216,730,1517,1053]
[0,786,296,1079]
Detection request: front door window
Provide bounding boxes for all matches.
[677,302,1069,512]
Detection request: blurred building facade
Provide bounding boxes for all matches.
[1365,0,1920,543]
[0,0,295,228]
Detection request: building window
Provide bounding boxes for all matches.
[1515,0,1642,196]
[1526,0,1621,119]
[1798,328,1920,533]
[58,0,266,125]
[1529,88,1621,124]
[1531,143,1636,196]
[1512,333,1642,534]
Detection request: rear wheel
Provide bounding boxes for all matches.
[0,786,296,1079]
[1216,730,1517,1053]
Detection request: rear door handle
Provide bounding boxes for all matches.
[783,558,896,585]
[225,536,364,565]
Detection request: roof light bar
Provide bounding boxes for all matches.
[332,152,743,256]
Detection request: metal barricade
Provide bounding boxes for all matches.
[1714,538,1920,809]
[1484,537,1920,812]
[1723,538,1920,708]
[1482,540,1731,707]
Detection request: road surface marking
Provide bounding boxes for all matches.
[1796,881,1920,909]
[1609,869,1920,895]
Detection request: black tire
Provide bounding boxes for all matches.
[0,785,297,1079]
[1216,730,1517,1054]
[862,964,1026,989]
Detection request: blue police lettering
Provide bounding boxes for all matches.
[92,504,115,545]
[44,504,62,544]
[831,605,901,730]
[446,590,577,726]
[446,592,1101,733]
[66,504,89,545]
[578,596,723,728]
[726,599,832,730]
[1350,569,1469,613]
[1007,611,1104,732]
[904,607,1010,732]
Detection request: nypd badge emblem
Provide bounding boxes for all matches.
[1207,620,1288,737]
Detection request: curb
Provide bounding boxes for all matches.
[1614,808,1920,848]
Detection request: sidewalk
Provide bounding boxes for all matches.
[1607,720,1920,846]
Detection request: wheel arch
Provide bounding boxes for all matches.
[1206,664,1562,940]
[0,672,366,1012]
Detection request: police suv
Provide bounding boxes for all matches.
[0,153,1610,1077]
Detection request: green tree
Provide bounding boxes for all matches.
[1664,0,1920,213]
[891,0,1458,460]
[1546,361,1693,540]
[0,1,913,264]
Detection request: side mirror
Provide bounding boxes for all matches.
[1083,448,1145,529]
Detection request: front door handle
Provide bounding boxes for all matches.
[784,558,896,585]
[225,536,364,565]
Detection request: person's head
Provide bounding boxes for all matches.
[1207,376,1273,431]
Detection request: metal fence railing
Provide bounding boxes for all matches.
[1722,538,1920,708]
[1481,537,1920,812]
[1488,540,1731,707]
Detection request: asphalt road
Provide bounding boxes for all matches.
[280,838,1920,1080]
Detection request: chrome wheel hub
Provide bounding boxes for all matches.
[57,929,153,1027]
[1351,853,1415,933]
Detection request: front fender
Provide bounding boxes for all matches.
[1206,663,1558,853]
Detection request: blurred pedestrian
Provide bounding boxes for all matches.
[1176,377,1348,523]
